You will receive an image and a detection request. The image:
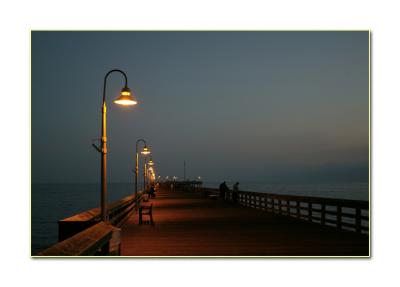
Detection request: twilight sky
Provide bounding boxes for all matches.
[31,31,369,183]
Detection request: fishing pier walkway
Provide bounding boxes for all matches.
[38,183,369,257]
[121,189,368,256]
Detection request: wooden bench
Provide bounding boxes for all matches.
[139,203,154,225]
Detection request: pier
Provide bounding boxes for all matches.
[38,182,369,257]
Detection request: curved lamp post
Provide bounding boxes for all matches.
[135,139,150,199]
[95,69,137,222]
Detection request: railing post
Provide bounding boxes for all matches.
[278,199,282,215]
[296,201,300,219]
[337,205,342,229]
[264,195,268,211]
[321,203,326,225]
[308,202,312,222]
[271,198,275,213]
[287,200,290,216]
[356,207,361,233]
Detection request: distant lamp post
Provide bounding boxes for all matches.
[135,139,151,199]
[144,157,149,191]
[94,69,137,222]
[150,170,156,182]
[147,166,154,184]
[147,158,155,186]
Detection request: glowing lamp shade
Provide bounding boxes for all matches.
[148,159,154,166]
[141,146,151,155]
[113,87,137,106]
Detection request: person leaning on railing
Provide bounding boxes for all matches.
[219,181,229,200]
[149,184,156,198]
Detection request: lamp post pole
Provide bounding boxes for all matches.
[101,99,108,222]
[144,157,147,192]
[135,139,148,198]
[147,159,154,187]
[99,69,135,222]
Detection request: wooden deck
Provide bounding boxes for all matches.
[121,189,369,256]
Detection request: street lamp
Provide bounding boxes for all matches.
[135,139,151,199]
[94,69,137,222]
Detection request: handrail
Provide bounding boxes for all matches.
[58,192,144,242]
[37,192,145,256]
[37,222,119,256]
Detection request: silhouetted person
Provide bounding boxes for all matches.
[232,182,239,203]
[219,182,224,199]
[149,184,156,198]
[219,181,229,200]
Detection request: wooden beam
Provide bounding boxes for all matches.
[38,222,119,256]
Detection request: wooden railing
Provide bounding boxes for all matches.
[160,181,203,192]
[58,192,143,241]
[37,192,144,256]
[203,188,369,234]
[38,222,119,256]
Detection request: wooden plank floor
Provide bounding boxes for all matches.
[121,189,369,256]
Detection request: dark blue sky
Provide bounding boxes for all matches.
[32,31,369,183]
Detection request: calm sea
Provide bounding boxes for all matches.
[31,181,368,255]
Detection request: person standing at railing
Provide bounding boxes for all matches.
[219,181,229,200]
[149,184,156,198]
[219,182,224,199]
[232,182,239,203]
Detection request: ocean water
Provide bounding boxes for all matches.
[31,181,368,255]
